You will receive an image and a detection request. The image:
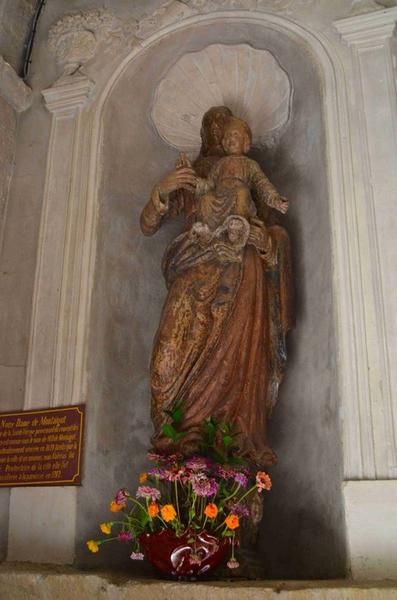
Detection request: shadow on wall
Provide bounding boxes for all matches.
[76,18,346,578]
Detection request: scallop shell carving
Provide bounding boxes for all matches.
[151,44,291,151]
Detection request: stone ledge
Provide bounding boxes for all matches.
[1,564,397,599]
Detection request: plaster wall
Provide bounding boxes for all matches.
[0,0,35,74]
[77,20,345,577]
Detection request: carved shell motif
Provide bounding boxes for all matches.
[151,44,292,151]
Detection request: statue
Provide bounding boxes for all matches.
[140,107,293,466]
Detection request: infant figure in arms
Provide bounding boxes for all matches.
[179,116,289,266]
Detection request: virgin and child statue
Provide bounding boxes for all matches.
[140,106,294,467]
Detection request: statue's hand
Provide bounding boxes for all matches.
[248,221,269,250]
[152,185,170,216]
[277,196,289,214]
[158,167,197,197]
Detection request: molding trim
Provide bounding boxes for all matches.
[334,6,397,479]
[335,6,397,44]
[42,72,94,117]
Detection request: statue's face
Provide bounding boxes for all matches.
[222,124,250,156]
[228,219,244,243]
[203,115,224,150]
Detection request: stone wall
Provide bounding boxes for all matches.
[0,0,33,561]
[0,0,36,74]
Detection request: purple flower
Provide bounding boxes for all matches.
[227,558,240,569]
[234,472,248,487]
[136,486,161,501]
[130,551,144,560]
[118,531,132,542]
[114,488,130,504]
[227,501,250,518]
[191,474,219,497]
[148,467,167,479]
[216,465,234,479]
[185,456,210,471]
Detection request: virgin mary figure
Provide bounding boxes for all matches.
[140,106,293,466]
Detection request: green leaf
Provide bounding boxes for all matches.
[223,435,233,447]
[223,530,234,537]
[162,423,177,441]
[228,455,244,465]
[172,405,183,423]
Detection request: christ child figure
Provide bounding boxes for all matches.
[194,116,289,231]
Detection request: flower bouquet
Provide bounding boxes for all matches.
[87,412,271,578]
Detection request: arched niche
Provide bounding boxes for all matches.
[76,16,346,577]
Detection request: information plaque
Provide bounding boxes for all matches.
[0,405,85,487]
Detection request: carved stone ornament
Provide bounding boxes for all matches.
[47,1,384,74]
[48,9,138,75]
[151,44,291,151]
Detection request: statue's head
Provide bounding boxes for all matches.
[222,117,252,156]
[200,106,233,156]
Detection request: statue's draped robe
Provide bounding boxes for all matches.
[140,154,293,465]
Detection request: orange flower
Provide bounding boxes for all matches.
[225,514,240,530]
[86,540,99,553]
[139,472,148,484]
[110,500,124,512]
[256,471,272,492]
[160,504,177,522]
[148,502,159,518]
[204,503,218,519]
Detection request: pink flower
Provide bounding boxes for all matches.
[118,531,132,542]
[164,466,186,482]
[114,488,130,506]
[136,486,161,501]
[165,453,183,465]
[256,471,272,492]
[130,551,144,560]
[185,456,210,471]
[227,558,240,569]
[147,452,166,463]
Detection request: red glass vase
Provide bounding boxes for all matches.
[140,529,228,578]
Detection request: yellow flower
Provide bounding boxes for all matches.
[139,472,148,484]
[110,500,124,513]
[160,504,177,522]
[100,522,112,535]
[225,514,240,530]
[87,540,99,553]
[204,503,218,519]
